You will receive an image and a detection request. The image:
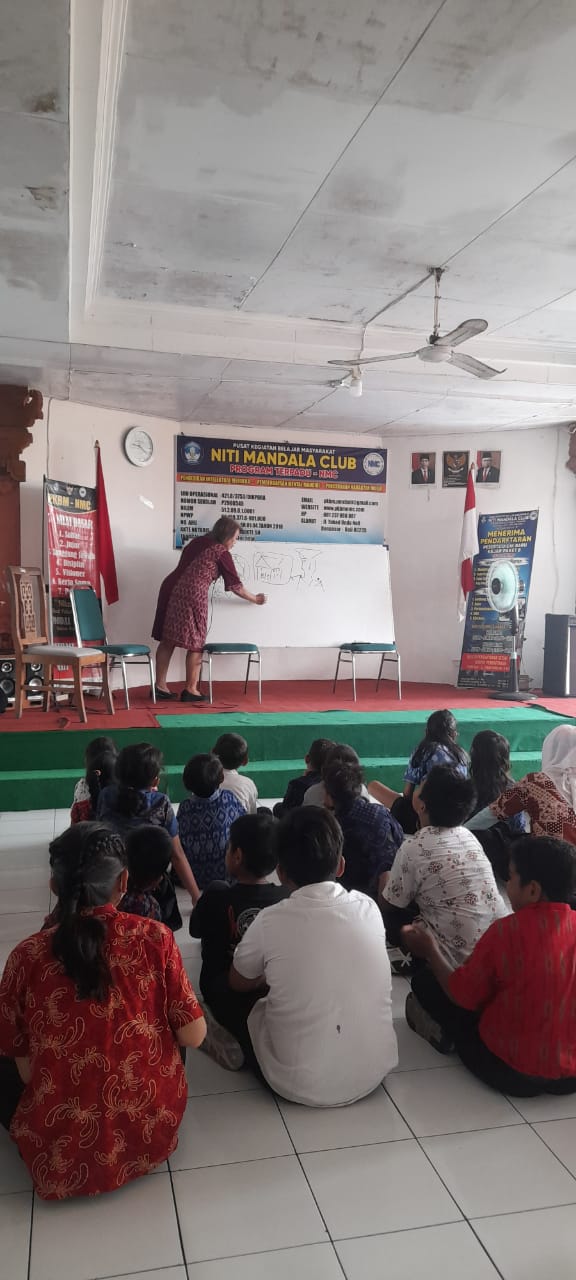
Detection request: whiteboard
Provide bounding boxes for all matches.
[206,542,395,647]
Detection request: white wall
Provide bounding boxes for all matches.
[386,427,576,687]
[21,400,576,689]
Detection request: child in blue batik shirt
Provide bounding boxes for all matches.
[178,754,245,889]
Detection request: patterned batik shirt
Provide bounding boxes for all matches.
[0,906,203,1199]
[383,825,510,967]
[177,790,246,889]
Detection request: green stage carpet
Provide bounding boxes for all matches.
[1,706,574,811]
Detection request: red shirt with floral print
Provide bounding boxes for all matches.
[0,906,203,1200]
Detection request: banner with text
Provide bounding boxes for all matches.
[45,479,99,643]
[458,509,539,690]
[174,435,387,547]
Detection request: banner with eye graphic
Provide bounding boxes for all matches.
[458,509,539,691]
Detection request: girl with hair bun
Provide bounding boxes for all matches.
[0,822,206,1200]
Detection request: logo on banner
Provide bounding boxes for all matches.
[183,440,202,465]
[363,451,386,477]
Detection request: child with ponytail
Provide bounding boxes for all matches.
[0,822,205,1199]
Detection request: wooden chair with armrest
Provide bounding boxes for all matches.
[7,566,114,724]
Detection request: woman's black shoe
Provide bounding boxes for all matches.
[180,689,207,703]
[155,685,176,701]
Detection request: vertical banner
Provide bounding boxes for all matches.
[174,435,387,547]
[45,481,99,677]
[458,509,539,690]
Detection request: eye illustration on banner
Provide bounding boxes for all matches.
[124,427,154,467]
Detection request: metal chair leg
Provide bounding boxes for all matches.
[149,655,156,703]
[208,654,213,704]
[73,663,88,724]
[102,660,115,716]
[352,654,357,703]
[244,654,250,695]
[397,652,402,700]
[332,651,341,693]
[120,659,130,710]
[257,653,262,703]
[376,654,385,692]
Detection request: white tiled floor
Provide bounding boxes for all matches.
[2,808,576,1278]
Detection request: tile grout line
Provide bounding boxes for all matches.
[26,1189,35,1280]
[271,1092,348,1278]
[166,1163,189,1274]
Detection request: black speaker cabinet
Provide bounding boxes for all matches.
[0,658,44,704]
[543,614,576,696]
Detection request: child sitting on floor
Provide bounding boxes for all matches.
[382,766,509,966]
[323,761,403,899]
[189,812,289,1055]
[212,733,259,814]
[401,836,576,1097]
[303,742,377,807]
[274,738,336,816]
[97,742,200,903]
[229,806,398,1105]
[121,825,179,927]
[178,753,245,889]
[71,736,117,823]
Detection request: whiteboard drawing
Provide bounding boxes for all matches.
[202,541,395,647]
[253,551,293,586]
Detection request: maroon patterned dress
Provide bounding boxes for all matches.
[152,534,241,652]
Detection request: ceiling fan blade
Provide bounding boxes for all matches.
[448,351,506,379]
[434,318,489,347]
[327,351,422,367]
[355,350,424,366]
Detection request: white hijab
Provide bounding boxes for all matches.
[541,726,576,810]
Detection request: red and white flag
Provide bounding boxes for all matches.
[458,466,478,621]
[96,443,119,605]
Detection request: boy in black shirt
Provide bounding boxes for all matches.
[189,812,289,1046]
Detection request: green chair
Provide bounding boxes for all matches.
[201,643,261,704]
[333,642,401,703]
[70,586,155,709]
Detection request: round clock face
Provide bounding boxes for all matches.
[124,427,154,467]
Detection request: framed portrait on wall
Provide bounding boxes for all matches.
[410,451,436,486]
[442,451,469,488]
[476,449,501,485]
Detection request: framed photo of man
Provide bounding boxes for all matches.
[476,449,501,485]
[442,451,469,488]
[411,451,436,486]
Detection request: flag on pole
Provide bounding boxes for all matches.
[458,466,478,621]
[95,442,119,605]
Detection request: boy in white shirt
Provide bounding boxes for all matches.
[230,806,398,1106]
[213,733,258,814]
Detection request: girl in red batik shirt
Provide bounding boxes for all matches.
[0,823,206,1200]
[152,516,266,704]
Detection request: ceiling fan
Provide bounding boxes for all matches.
[328,267,505,383]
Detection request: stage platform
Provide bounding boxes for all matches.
[1,681,574,811]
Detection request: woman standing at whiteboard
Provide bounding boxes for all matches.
[152,517,266,703]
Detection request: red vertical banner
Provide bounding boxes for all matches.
[45,480,100,681]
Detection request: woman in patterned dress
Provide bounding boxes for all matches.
[492,725,576,845]
[0,823,206,1199]
[152,516,266,703]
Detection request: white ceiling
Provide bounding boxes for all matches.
[2,0,576,436]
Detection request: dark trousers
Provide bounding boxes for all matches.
[381,901,419,948]
[203,986,264,1077]
[411,968,576,1098]
[0,1056,25,1131]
